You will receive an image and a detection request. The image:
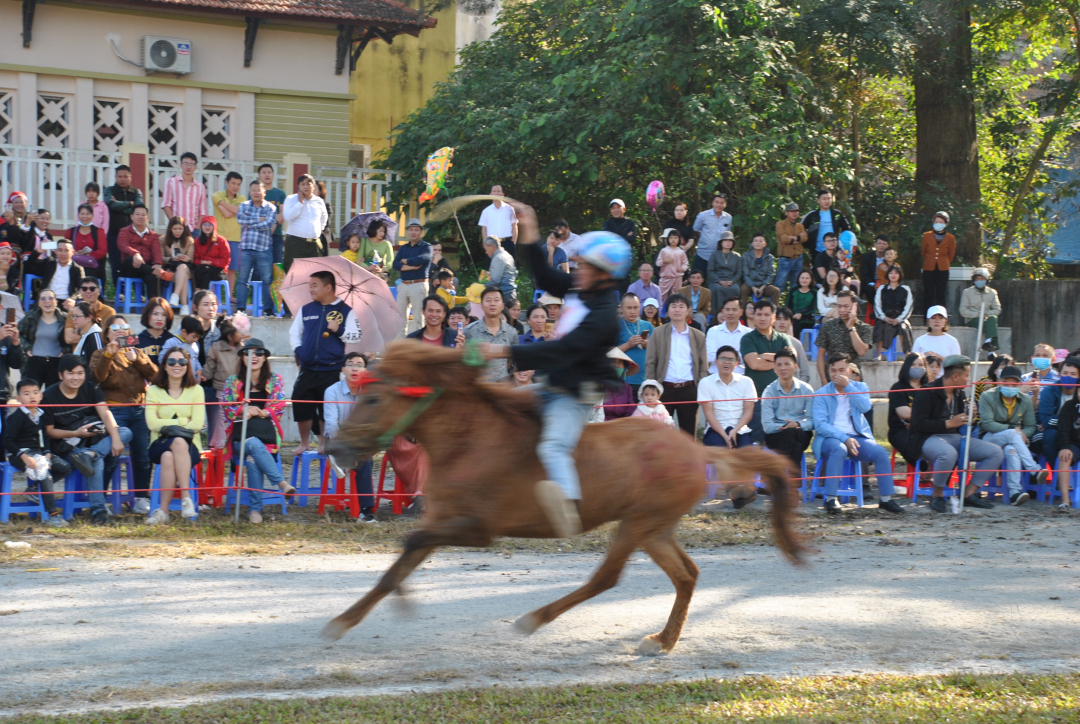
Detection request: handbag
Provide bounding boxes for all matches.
[161,425,195,442]
[232,414,278,446]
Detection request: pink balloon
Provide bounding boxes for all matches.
[646,180,665,211]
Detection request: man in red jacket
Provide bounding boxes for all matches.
[117,204,162,299]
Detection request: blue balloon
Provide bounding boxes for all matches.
[839,230,857,252]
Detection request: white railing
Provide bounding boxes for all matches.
[0,144,405,240]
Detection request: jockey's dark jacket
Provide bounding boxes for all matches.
[510,241,619,396]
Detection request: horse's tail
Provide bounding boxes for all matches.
[703,446,807,565]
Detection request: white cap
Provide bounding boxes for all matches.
[609,198,625,208]
[642,297,660,309]
[639,379,664,396]
[926,305,949,319]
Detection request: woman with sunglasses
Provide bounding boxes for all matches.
[90,314,158,514]
[222,338,293,523]
[145,347,205,524]
[18,289,68,386]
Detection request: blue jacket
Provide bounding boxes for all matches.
[811,380,873,459]
[295,299,353,371]
[392,240,432,282]
[1037,383,1067,429]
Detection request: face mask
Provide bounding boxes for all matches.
[973,280,986,289]
[933,222,946,232]
[1033,358,1051,371]
[1060,375,1079,387]
[617,367,627,380]
[1000,385,1020,398]
[909,368,925,381]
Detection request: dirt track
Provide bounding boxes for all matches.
[2,506,1080,715]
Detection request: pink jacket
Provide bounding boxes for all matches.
[631,404,675,427]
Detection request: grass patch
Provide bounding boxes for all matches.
[4,673,1077,723]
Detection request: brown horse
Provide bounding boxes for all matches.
[324,341,805,655]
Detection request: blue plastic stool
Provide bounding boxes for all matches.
[243,280,266,318]
[533,290,544,303]
[909,459,963,500]
[60,470,92,520]
[390,285,398,300]
[116,277,146,314]
[801,327,819,361]
[289,450,327,507]
[0,463,51,523]
[108,455,135,513]
[208,280,232,314]
[1025,458,1056,503]
[1070,465,1080,508]
[162,280,194,309]
[980,471,1009,505]
[23,274,41,310]
[885,336,902,362]
[809,457,863,506]
[149,463,199,517]
[226,453,287,516]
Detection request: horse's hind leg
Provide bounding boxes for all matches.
[514,521,638,635]
[637,533,699,655]
[323,516,491,641]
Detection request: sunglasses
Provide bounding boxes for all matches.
[80,286,98,292]
[246,350,268,358]
[109,323,130,331]
[165,358,189,367]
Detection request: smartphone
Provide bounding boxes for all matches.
[41,240,57,251]
[6,308,15,324]
[545,320,554,334]
[641,328,651,340]
[87,423,106,435]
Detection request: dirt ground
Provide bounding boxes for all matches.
[2,499,1079,717]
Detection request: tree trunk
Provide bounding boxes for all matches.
[913,0,981,263]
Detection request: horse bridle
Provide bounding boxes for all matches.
[359,371,444,448]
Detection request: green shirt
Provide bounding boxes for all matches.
[740,328,793,395]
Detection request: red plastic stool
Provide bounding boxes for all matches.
[318,465,360,518]
[199,449,227,508]
[376,455,407,515]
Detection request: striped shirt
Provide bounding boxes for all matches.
[160,176,207,231]
[236,200,277,253]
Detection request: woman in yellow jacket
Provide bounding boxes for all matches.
[144,346,205,525]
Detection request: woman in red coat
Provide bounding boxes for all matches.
[66,203,109,282]
[192,215,231,291]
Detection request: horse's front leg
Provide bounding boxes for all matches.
[322,516,492,641]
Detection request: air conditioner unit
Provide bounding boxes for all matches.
[142,36,193,74]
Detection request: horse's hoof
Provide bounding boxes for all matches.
[513,613,542,636]
[321,618,351,642]
[636,635,666,656]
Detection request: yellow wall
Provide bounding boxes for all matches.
[348,2,459,160]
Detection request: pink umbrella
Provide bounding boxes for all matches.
[279,256,403,354]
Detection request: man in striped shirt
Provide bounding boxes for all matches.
[236,181,277,316]
[161,152,207,232]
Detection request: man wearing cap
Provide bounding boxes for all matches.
[478,186,518,260]
[979,364,1048,506]
[626,263,661,303]
[603,198,637,246]
[909,354,1003,512]
[801,189,851,254]
[774,202,807,295]
[959,268,1002,352]
[691,194,733,277]
[282,174,328,273]
[920,211,956,313]
[393,218,433,336]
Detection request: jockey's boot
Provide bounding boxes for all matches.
[534,480,581,537]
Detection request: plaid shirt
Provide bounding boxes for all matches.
[236,200,277,252]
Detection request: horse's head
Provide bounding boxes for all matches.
[325,340,482,468]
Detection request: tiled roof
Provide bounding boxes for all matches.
[93,0,435,29]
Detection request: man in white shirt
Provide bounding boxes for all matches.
[705,297,750,374]
[282,174,328,273]
[698,346,756,449]
[478,185,518,259]
[644,294,707,436]
[41,240,84,302]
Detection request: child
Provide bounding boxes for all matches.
[161,316,205,378]
[631,379,676,427]
[876,248,898,286]
[655,229,689,304]
[1,379,72,526]
[434,270,467,308]
[203,317,248,448]
[341,233,362,265]
[448,305,471,332]
[84,182,110,230]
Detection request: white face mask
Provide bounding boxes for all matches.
[933,222,946,232]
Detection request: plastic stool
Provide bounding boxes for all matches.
[116,277,146,314]
[801,327,819,361]
[23,275,41,310]
[149,463,199,517]
[242,280,267,318]
[533,289,544,303]
[0,463,51,523]
[198,449,227,507]
[162,280,194,308]
[980,471,1009,504]
[808,457,862,506]
[376,455,409,514]
[60,471,93,520]
[1025,458,1056,503]
[289,450,327,507]
[208,280,232,314]
[885,336,902,362]
[108,455,135,513]
[318,465,360,518]
[226,453,287,515]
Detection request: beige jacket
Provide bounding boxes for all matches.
[644,322,709,383]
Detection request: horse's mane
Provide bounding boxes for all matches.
[375,340,538,421]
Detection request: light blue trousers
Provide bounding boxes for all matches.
[536,389,595,501]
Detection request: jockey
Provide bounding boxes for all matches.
[481,202,631,537]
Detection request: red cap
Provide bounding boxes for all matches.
[6,192,26,204]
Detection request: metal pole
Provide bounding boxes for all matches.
[451,208,477,269]
[233,349,255,524]
[955,301,986,515]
